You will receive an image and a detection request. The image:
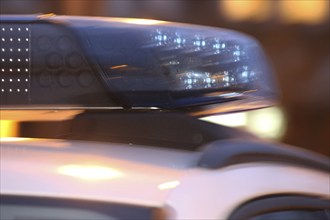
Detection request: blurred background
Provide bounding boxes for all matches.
[0,0,329,156]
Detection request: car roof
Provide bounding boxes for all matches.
[0,138,200,206]
[1,137,329,219]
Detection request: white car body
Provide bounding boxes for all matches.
[1,137,329,219]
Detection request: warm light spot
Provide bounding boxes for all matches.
[246,107,286,139]
[0,137,32,142]
[202,107,286,140]
[0,120,18,137]
[111,18,167,25]
[202,112,247,127]
[279,0,329,24]
[220,0,272,22]
[57,164,123,181]
[38,13,56,19]
[158,180,180,190]
[111,64,128,70]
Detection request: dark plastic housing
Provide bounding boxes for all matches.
[19,111,329,172]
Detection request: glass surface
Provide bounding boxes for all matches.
[0,195,156,220]
[73,17,277,109]
[1,204,116,220]
[0,15,278,114]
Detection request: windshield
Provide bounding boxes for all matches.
[0,195,158,220]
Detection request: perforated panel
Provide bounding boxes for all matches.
[0,20,113,108]
[0,24,31,104]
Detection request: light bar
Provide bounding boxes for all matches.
[0,15,278,114]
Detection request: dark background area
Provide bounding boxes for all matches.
[0,0,329,156]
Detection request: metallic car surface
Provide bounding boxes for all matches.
[1,138,329,219]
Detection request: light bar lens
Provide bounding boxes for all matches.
[0,15,278,114]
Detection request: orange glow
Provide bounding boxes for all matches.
[111,65,128,70]
[158,180,180,190]
[221,0,328,24]
[38,13,56,19]
[0,120,17,137]
[221,0,272,22]
[57,164,123,181]
[279,0,329,24]
[0,110,83,121]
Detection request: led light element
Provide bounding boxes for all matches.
[0,23,30,102]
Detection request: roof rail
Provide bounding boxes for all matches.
[198,139,330,172]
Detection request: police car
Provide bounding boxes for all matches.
[0,15,329,220]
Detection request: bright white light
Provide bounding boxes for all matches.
[57,164,123,181]
[201,107,286,140]
[111,18,167,25]
[0,137,31,142]
[158,180,180,190]
[202,112,247,127]
[246,107,286,139]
